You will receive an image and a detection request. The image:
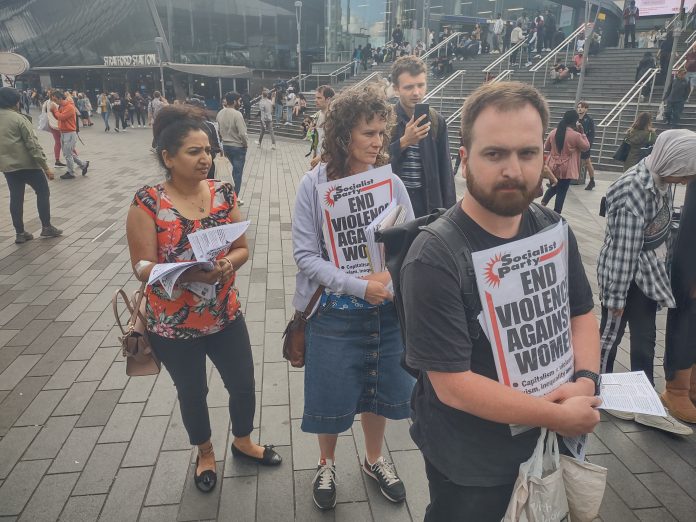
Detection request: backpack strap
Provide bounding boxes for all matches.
[528,202,563,229]
[421,210,483,339]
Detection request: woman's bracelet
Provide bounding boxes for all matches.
[220,257,235,271]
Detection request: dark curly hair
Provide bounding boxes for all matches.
[321,84,393,181]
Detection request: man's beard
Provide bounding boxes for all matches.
[465,165,540,217]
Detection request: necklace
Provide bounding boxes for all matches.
[166,182,207,214]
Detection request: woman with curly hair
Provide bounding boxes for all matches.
[292,85,416,511]
[126,104,281,494]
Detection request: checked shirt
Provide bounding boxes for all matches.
[597,161,676,310]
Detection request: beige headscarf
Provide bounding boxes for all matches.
[644,129,696,179]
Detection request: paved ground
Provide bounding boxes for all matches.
[0,120,694,522]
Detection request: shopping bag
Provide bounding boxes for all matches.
[213,154,235,189]
[560,455,607,522]
[502,428,570,522]
[656,102,666,122]
[37,112,50,132]
[612,141,630,162]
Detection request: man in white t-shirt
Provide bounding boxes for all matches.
[284,87,296,125]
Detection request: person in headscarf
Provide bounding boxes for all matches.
[597,129,696,435]
[540,110,590,213]
[662,180,696,422]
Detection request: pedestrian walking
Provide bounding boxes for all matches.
[111,93,127,132]
[0,87,62,243]
[216,91,248,203]
[125,92,136,128]
[134,92,147,127]
[41,90,66,166]
[256,89,276,150]
[622,112,656,171]
[126,104,282,494]
[284,87,296,125]
[598,129,696,436]
[401,81,601,521]
[98,91,111,131]
[663,68,690,128]
[541,110,589,213]
[576,101,597,190]
[292,85,415,511]
[50,89,89,180]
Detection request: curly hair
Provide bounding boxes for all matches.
[321,84,393,181]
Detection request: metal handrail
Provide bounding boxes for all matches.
[673,38,696,71]
[444,70,513,126]
[423,70,466,111]
[597,67,659,164]
[421,32,463,60]
[530,24,590,87]
[687,30,696,44]
[482,40,525,73]
[492,69,514,82]
[353,72,381,89]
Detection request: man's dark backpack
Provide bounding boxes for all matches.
[375,203,561,378]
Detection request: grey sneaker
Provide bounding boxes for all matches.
[634,413,693,436]
[312,461,337,510]
[15,231,34,244]
[40,226,63,238]
[362,456,406,503]
[604,409,635,421]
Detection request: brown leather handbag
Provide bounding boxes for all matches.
[282,286,324,368]
[113,284,161,376]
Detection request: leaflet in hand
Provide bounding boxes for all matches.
[599,371,666,416]
[187,221,250,261]
[147,261,213,298]
[365,202,407,272]
[147,221,250,299]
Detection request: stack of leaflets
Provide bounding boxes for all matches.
[365,202,408,272]
[147,221,250,299]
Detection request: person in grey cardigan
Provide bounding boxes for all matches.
[255,89,276,149]
[292,85,415,511]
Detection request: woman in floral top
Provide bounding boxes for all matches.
[126,105,281,494]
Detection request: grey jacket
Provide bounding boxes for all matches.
[291,163,414,312]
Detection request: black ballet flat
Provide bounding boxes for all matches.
[194,456,217,493]
[231,443,282,466]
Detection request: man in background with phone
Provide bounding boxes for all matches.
[389,56,456,217]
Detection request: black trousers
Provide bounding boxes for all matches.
[407,187,428,219]
[624,25,636,48]
[541,179,571,214]
[149,316,255,445]
[424,457,514,522]
[3,169,51,233]
[600,282,658,385]
[665,298,696,380]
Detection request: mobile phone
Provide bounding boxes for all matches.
[413,103,430,126]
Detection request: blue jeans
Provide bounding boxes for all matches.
[541,178,572,214]
[275,103,283,123]
[285,106,293,123]
[223,145,247,196]
[101,111,110,130]
[302,302,415,434]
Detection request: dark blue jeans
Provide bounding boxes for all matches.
[541,178,572,214]
[223,145,247,197]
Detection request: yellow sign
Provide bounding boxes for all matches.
[598,13,606,20]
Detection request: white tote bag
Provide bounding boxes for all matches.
[656,102,666,122]
[213,154,234,189]
[502,429,570,522]
[37,112,50,132]
[560,455,607,522]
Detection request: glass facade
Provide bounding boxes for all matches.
[0,0,324,73]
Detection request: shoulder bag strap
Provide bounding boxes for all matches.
[302,285,325,318]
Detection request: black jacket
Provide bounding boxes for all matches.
[635,56,656,82]
[579,114,595,147]
[664,77,690,103]
[389,102,456,214]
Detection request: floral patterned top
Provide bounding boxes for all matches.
[132,180,241,339]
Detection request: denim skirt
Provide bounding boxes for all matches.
[301,302,416,434]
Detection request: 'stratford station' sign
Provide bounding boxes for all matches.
[103,54,159,67]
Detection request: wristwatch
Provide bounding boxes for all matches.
[572,370,601,396]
